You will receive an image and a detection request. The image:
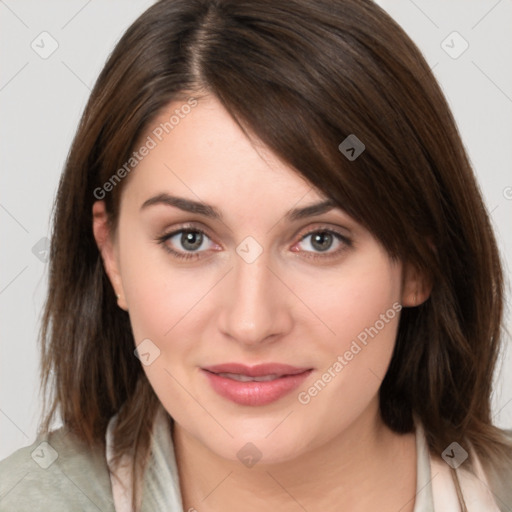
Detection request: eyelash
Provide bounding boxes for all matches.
[155,224,352,262]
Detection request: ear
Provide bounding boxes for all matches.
[92,201,128,310]
[401,263,432,308]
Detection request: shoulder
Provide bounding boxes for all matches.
[482,428,512,510]
[0,426,114,512]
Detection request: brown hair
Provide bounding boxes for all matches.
[39,0,511,509]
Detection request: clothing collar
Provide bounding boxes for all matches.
[106,406,183,511]
[411,418,500,512]
[106,407,500,512]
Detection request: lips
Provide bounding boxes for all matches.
[201,363,313,406]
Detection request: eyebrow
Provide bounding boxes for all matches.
[140,193,337,221]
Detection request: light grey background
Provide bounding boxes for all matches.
[1,0,511,460]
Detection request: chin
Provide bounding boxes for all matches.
[198,421,313,466]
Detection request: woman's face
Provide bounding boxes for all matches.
[97,94,416,464]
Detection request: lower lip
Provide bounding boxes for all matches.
[201,369,313,406]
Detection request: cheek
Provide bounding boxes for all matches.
[332,270,400,365]
[117,224,207,344]
[116,233,211,415]
[293,251,402,426]
[294,248,401,356]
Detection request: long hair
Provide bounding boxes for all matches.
[39,0,511,509]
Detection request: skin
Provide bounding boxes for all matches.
[93,94,430,511]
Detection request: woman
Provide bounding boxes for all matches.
[1,0,511,510]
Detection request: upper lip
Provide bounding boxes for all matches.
[202,363,312,377]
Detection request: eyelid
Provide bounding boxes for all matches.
[295,223,351,241]
[157,221,216,240]
[157,221,351,244]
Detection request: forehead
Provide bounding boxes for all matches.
[121,95,329,214]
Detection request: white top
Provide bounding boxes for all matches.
[105,407,501,511]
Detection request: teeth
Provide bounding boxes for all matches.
[216,372,282,382]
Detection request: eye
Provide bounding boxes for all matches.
[157,227,218,261]
[156,224,352,262]
[292,228,352,260]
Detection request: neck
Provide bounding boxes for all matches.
[173,399,417,512]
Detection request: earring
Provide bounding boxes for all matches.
[115,292,128,312]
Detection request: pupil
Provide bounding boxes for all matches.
[311,232,332,252]
[182,231,202,251]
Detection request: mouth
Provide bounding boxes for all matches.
[201,363,313,406]
[208,372,287,382]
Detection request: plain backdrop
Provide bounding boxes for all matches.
[1,0,511,460]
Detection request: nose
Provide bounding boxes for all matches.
[218,249,293,347]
